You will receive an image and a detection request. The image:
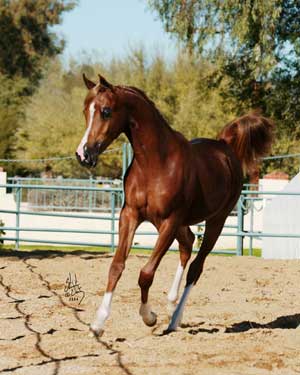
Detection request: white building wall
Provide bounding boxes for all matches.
[262,173,300,259]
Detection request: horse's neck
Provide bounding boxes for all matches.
[124,94,176,167]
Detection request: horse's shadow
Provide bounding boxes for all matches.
[225,313,300,333]
[181,313,300,335]
[0,249,110,259]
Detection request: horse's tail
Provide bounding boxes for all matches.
[218,112,274,175]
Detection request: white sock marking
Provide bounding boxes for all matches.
[167,284,193,332]
[167,263,184,316]
[168,263,184,303]
[90,291,113,334]
[76,101,96,161]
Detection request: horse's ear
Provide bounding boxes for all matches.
[83,73,96,90]
[98,74,113,90]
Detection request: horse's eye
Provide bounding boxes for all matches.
[101,107,112,120]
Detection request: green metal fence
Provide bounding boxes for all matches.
[1,182,300,255]
[7,177,123,212]
[0,182,237,254]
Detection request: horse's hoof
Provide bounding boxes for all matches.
[162,327,176,335]
[143,311,157,327]
[89,325,104,338]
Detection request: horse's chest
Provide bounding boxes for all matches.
[125,165,184,218]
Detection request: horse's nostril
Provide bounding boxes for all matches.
[79,143,99,168]
[83,144,89,159]
[96,142,102,152]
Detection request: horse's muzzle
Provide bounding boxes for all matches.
[76,142,102,168]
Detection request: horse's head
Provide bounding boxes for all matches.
[76,74,127,167]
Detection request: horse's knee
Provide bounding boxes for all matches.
[179,232,194,266]
[138,268,154,290]
[187,229,195,245]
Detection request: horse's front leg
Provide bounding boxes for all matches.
[138,218,177,326]
[90,206,140,336]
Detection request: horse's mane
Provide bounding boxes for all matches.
[118,85,172,129]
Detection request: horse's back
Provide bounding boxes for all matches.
[190,137,240,168]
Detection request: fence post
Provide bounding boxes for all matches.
[236,195,244,256]
[110,191,116,253]
[127,143,133,168]
[122,143,127,180]
[249,200,254,256]
[15,186,21,250]
[88,176,93,212]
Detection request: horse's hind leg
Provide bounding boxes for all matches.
[166,216,226,333]
[167,226,194,317]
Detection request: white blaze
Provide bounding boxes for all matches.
[76,102,96,161]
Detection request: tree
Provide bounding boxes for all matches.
[0,0,77,91]
[0,73,27,174]
[171,52,234,139]
[148,0,300,176]
[148,1,299,104]
[0,0,77,174]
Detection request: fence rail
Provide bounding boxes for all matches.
[7,177,123,212]
[1,182,300,255]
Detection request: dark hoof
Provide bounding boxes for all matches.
[162,327,175,336]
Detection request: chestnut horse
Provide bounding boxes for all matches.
[76,74,273,336]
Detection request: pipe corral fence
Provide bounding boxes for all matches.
[1,178,300,255]
[1,144,300,255]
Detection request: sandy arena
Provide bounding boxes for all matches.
[0,250,300,375]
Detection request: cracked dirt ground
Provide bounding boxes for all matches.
[0,251,300,375]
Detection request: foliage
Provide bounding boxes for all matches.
[0,0,78,175]
[16,60,125,178]
[147,1,299,75]
[1,1,299,179]
[0,0,77,92]
[15,49,237,177]
[148,0,300,176]
[14,41,300,177]
[0,73,28,174]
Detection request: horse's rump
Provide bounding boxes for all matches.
[183,138,242,223]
